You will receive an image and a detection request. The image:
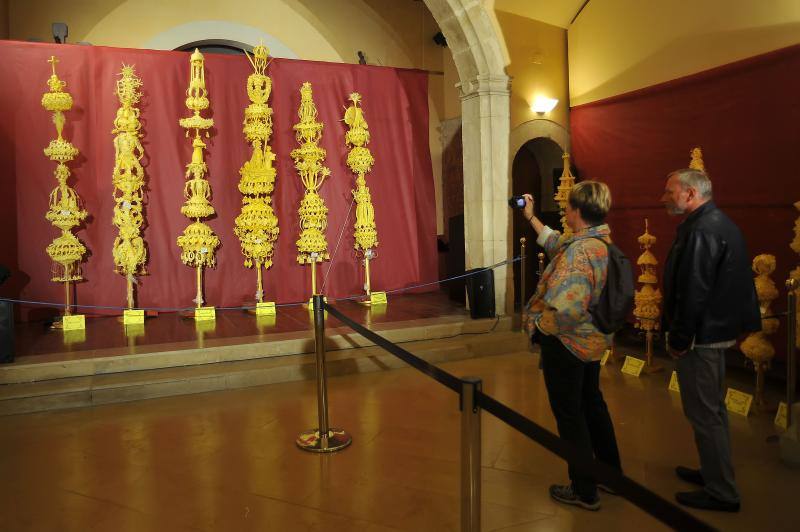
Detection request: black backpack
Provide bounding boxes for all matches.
[584,237,634,334]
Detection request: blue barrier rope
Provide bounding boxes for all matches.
[0,256,522,313]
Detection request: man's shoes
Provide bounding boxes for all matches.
[597,484,618,495]
[549,484,601,511]
[675,466,705,487]
[675,490,740,512]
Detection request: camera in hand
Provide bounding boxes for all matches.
[508,195,526,209]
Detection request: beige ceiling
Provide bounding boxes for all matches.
[494,0,587,28]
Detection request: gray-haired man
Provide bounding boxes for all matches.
[661,168,761,512]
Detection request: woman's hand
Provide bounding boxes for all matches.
[523,193,535,221]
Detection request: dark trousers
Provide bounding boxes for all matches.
[676,347,739,503]
[539,334,621,499]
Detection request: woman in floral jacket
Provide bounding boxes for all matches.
[522,181,622,511]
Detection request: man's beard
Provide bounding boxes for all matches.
[666,204,686,216]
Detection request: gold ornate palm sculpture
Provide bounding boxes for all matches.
[554,153,575,237]
[176,49,219,314]
[791,201,800,348]
[291,82,330,299]
[343,93,382,302]
[42,56,88,322]
[111,65,147,310]
[234,44,279,306]
[633,219,663,373]
[740,254,779,412]
[689,147,705,171]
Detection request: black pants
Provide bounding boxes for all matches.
[539,334,621,499]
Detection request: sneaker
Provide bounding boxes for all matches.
[675,466,705,487]
[675,490,740,512]
[598,483,618,495]
[549,484,601,511]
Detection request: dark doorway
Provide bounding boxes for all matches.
[512,138,565,310]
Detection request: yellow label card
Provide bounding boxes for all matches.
[600,349,611,366]
[725,388,753,417]
[621,356,645,377]
[775,402,788,430]
[370,291,388,306]
[123,309,145,325]
[194,307,216,321]
[125,323,145,337]
[669,371,681,393]
[63,328,86,344]
[62,314,85,331]
[256,302,276,316]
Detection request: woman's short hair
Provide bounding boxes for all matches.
[568,181,611,225]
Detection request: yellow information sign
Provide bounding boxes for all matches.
[123,309,145,325]
[125,323,145,337]
[369,291,388,306]
[725,388,753,417]
[256,302,276,316]
[669,370,681,393]
[62,314,86,331]
[621,356,645,377]
[775,402,788,430]
[194,307,216,322]
[600,349,611,366]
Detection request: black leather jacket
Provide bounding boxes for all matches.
[662,201,761,352]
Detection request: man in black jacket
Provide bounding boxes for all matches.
[661,168,760,513]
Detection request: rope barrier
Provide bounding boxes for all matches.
[0,256,522,313]
[475,392,715,531]
[323,302,462,393]
[322,299,714,531]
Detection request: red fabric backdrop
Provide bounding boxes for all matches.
[0,41,437,314]
[571,45,800,357]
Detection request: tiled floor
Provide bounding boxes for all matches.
[0,348,795,531]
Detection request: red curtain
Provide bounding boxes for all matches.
[0,41,437,315]
[571,45,800,357]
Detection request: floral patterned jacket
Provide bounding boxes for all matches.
[525,224,613,362]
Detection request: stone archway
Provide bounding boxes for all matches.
[423,0,512,313]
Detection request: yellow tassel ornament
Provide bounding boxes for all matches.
[176,49,219,309]
[111,65,147,309]
[343,93,380,299]
[291,82,330,296]
[234,44,279,304]
[554,153,575,237]
[42,55,88,318]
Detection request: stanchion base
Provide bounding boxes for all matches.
[644,361,664,374]
[296,428,352,453]
[752,400,776,415]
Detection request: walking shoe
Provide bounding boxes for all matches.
[598,484,618,495]
[675,466,705,487]
[549,484,601,511]
[675,490,740,512]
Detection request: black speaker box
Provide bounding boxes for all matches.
[0,301,13,363]
[465,268,495,319]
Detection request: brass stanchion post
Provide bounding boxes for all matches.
[519,237,526,331]
[296,295,352,452]
[780,278,800,466]
[460,377,481,532]
[787,279,797,428]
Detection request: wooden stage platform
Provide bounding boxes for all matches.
[1,291,526,415]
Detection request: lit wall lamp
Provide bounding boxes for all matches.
[531,96,558,115]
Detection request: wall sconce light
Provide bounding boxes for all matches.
[531,96,558,115]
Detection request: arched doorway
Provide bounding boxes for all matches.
[511,137,568,310]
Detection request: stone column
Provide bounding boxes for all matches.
[458,74,511,315]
